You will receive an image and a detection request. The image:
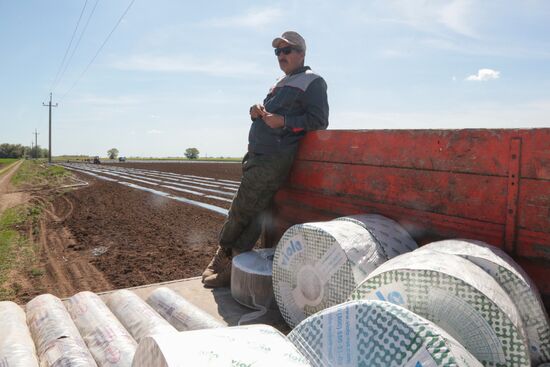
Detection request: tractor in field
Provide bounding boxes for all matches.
[93,156,101,164]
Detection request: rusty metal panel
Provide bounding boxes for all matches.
[269,128,550,310]
[298,129,550,180]
[288,160,509,224]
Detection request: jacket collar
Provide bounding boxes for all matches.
[288,65,310,76]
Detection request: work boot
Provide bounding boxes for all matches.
[202,248,244,288]
[202,246,231,281]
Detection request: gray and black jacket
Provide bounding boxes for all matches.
[248,66,329,155]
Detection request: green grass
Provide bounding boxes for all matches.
[0,204,42,300]
[11,160,70,188]
[0,158,18,165]
[0,158,19,175]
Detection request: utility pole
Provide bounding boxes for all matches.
[42,93,58,163]
[33,129,39,159]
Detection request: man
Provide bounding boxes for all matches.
[202,31,329,288]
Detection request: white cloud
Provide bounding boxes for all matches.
[147,129,164,134]
[376,0,477,38]
[112,55,267,77]
[438,0,476,38]
[466,68,500,81]
[204,7,282,28]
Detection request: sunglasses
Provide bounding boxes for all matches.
[274,46,298,56]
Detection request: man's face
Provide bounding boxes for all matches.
[276,40,305,75]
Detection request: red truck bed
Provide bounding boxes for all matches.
[266,128,550,310]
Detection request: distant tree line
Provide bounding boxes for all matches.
[0,143,49,158]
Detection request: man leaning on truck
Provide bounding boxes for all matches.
[202,31,330,288]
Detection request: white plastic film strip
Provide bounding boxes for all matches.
[146,287,224,331]
[105,290,177,343]
[231,248,276,311]
[273,219,407,328]
[351,250,531,366]
[288,299,482,367]
[417,239,550,365]
[66,291,137,367]
[131,325,311,367]
[0,301,39,366]
[26,294,98,367]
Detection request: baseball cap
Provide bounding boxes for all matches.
[272,31,306,52]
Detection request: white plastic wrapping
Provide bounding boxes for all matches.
[418,239,550,364]
[26,293,97,367]
[273,218,415,327]
[146,287,223,331]
[0,301,39,366]
[288,300,482,367]
[334,213,418,257]
[131,324,311,367]
[231,248,276,310]
[105,289,176,343]
[351,250,531,366]
[66,291,137,366]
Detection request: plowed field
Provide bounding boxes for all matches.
[9,161,242,303]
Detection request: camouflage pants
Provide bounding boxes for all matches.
[219,150,295,251]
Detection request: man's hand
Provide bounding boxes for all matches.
[249,104,265,119]
[261,111,285,129]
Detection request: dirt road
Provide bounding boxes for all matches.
[0,160,28,216]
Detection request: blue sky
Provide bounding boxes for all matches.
[1,0,549,157]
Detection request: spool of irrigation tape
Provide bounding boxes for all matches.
[334,213,417,257]
[231,248,276,310]
[105,290,177,343]
[66,291,137,366]
[0,301,39,366]
[351,250,531,366]
[273,219,415,327]
[288,300,482,367]
[146,287,224,331]
[417,239,550,364]
[26,293,97,367]
[132,325,311,367]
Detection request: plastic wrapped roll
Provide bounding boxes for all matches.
[334,213,417,257]
[273,220,411,327]
[418,239,550,364]
[146,287,223,331]
[0,301,39,366]
[288,300,482,367]
[351,250,531,366]
[132,325,311,367]
[26,293,97,367]
[66,291,137,366]
[231,248,276,310]
[105,290,176,343]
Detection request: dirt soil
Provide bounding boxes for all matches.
[8,162,242,303]
[0,161,28,216]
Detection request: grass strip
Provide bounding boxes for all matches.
[0,204,42,300]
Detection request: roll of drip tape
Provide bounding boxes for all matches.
[288,299,482,367]
[131,324,311,367]
[351,250,531,366]
[146,287,224,331]
[273,216,416,327]
[417,239,550,365]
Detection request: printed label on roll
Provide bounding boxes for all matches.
[280,233,306,269]
[322,304,357,366]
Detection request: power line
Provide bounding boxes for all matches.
[60,0,136,102]
[53,0,100,93]
[50,0,89,92]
